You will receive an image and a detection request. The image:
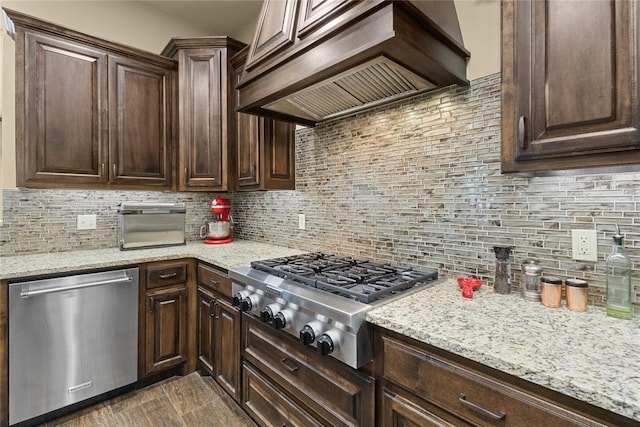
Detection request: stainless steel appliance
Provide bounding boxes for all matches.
[9,268,139,425]
[228,253,439,369]
[118,202,186,250]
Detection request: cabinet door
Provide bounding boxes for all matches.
[296,0,354,38]
[245,0,298,71]
[178,49,226,190]
[502,0,640,173]
[197,286,216,375]
[236,112,261,188]
[234,52,295,191]
[214,298,241,402]
[144,285,187,375]
[109,55,173,187]
[19,31,108,187]
[263,119,295,190]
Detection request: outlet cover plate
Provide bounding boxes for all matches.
[77,214,97,230]
[571,229,597,262]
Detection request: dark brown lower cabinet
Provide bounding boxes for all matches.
[242,315,375,427]
[242,362,323,427]
[382,386,464,427]
[197,286,216,374]
[196,263,241,402]
[144,284,188,375]
[139,260,194,378]
[376,327,636,427]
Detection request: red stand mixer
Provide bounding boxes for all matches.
[200,198,233,244]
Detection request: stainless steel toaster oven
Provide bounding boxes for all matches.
[117,202,186,250]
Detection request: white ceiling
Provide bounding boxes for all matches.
[140,0,263,35]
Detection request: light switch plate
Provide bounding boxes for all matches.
[77,214,97,230]
[571,229,597,262]
[298,214,306,230]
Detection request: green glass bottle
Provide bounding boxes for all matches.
[606,225,633,319]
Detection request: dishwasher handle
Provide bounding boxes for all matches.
[21,275,133,298]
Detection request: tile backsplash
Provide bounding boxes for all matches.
[1,73,639,308]
[231,73,640,308]
[0,189,218,254]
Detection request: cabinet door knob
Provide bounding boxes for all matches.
[148,296,155,314]
[184,167,188,185]
[159,272,177,280]
[458,393,506,421]
[112,163,117,178]
[101,162,105,178]
[517,115,527,150]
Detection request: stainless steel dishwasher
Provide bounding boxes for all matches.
[9,268,139,425]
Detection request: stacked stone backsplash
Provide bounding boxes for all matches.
[2,73,639,309]
[231,73,640,309]
[0,189,219,255]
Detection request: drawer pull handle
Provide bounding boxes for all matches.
[280,358,299,372]
[210,278,219,286]
[459,393,506,421]
[159,272,177,280]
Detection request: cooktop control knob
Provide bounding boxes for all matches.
[316,335,334,356]
[240,294,260,312]
[273,309,293,330]
[299,321,323,345]
[232,290,249,308]
[260,304,281,323]
[316,330,340,356]
[299,326,315,345]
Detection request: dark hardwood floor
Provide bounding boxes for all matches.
[41,373,255,426]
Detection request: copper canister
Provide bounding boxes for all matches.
[565,279,589,312]
[541,276,563,308]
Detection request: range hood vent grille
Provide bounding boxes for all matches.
[265,57,436,122]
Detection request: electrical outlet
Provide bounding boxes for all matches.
[571,229,598,262]
[298,214,306,230]
[77,214,97,230]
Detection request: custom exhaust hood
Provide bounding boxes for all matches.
[236,0,470,126]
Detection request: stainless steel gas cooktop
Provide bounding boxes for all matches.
[228,252,440,368]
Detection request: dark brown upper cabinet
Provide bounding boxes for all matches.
[108,55,173,187]
[162,37,246,192]
[8,9,176,190]
[501,0,640,174]
[231,48,295,191]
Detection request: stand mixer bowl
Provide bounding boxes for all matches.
[200,221,231,240]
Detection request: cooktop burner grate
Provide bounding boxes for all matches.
[251,252,437,303]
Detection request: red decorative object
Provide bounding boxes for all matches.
[461,285,474,299]
[457,277,482,291]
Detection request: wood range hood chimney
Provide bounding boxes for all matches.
[235,0,470,127]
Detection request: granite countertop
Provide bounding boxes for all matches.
[3,247,639,421]
[366,279,640,422]
[0,240,305,280]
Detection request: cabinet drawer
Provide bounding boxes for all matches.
[197,263,232,298]
[382,386,465,427]
[242,362,322,427]
[243,316,374,427]
[382,336,603,427]
[146,262,187,288]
